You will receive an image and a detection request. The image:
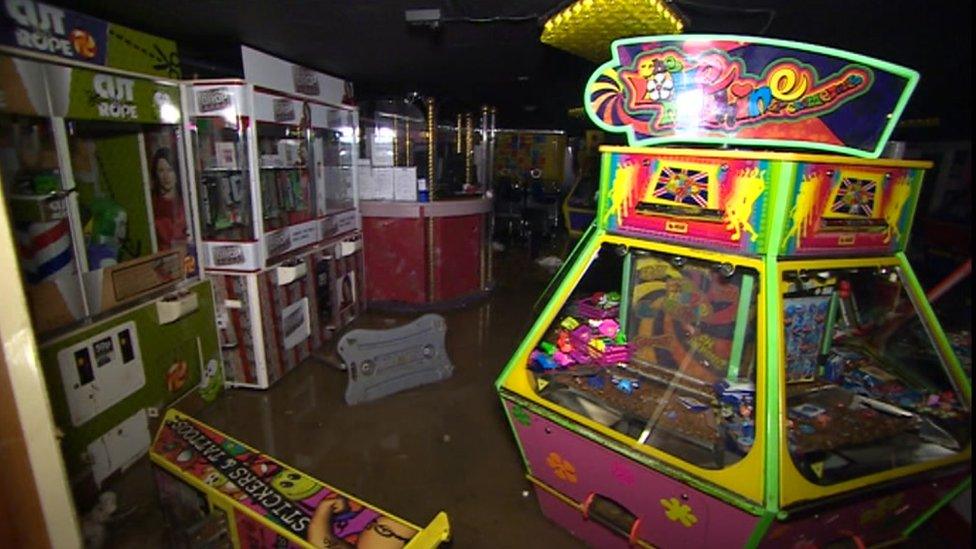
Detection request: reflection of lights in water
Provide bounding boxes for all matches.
[673,89,704,137]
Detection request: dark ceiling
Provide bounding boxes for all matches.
[74,0,971,137]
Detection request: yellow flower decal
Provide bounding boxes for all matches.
[661,497,698,527]
[546,452,578,484]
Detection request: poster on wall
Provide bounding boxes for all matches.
[143,127,189,252]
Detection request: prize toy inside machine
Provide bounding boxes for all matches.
[186,47,364,390]
[497,23,971,549]
[0,6,223,507]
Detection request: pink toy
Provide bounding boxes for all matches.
[599,343,630,364]
[569,349,591,364]
[598,319,620,338]
[570,326,592,348]
[577,295,619,320]
[553,351,575,367]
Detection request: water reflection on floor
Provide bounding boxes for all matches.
[106,238,584,548]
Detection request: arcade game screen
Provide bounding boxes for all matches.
[526,244,970,478]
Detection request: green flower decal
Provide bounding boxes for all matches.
[661,497,698,527]
[511,405,531,426]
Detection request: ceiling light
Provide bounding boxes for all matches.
[540,0,687,61]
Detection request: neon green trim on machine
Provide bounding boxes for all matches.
[620,251,633,334]
[495,230,604,390]
[900,169,926,251]
[727,273,755,380]
[596,152,613,230]
[498,395,533,473]
[743,511,777,549]
[533,223,597,312]
[895,252,972,404]
[583,34,920,159]
[903,475,972,537]
[760,160,797,513]
[821,293,840,356]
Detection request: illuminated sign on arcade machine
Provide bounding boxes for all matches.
[0,1,224,489]
[497,33,971,548]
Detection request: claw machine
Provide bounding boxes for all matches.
[497,33,971,548]
[0,3,223,498]
[184,46,363,389]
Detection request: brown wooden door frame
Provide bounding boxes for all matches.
[0,173,83,548]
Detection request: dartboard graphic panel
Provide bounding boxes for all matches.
[823,169,884,219]
[643,160,720,210]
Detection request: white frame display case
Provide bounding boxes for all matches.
[182,78,364,389]
[1,53,199,336]
[0,6,226,497]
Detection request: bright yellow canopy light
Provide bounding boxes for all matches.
[540,0,687,62]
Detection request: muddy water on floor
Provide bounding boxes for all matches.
[106,243,584,548]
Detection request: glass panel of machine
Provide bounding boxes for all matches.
[257,121,314,231]
[782,267,970,485]
[529,243,759,470]
[193,115,254,241]
[314,107,354,213]
[0,114,86,330]
[66,119,187,269]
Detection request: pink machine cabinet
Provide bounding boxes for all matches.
[497,35,971,548]
[184,47,364,389]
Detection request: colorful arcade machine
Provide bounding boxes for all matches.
[0,4,223,495]
[184,46,364,389]
[150,409,451,548]
[496,35,971,548]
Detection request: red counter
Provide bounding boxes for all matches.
[361,198,493,308]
